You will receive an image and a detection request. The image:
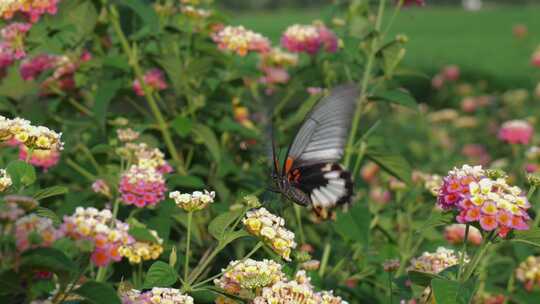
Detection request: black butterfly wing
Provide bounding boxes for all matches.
[281,84,359,216]
[282,84,359,173]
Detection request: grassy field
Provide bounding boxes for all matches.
[233,5,540,88]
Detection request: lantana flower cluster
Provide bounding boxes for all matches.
[116,128,140,142]
[437,165,530,237]
[259,47,298,90]
[0,169,12,192]
[0,0,60,22]
[243,207,296,261]
[133,69,168,97]
[212,25,271,56]
[497,119,534,145]
[15,214,62,252]
[119,142,173,174]
[169,189,215,212]
[408,247,468,274]
[252,271,346,304]
[180,5,211,19]
[0,115,63,151]
[61,207,132,267]
[515,256,540,291]
[0,22,31,65]
[214,259,285,297]
[0,201,24,221]
[119,229,164,264]
[19,145,60,171]
[281,23,338,55]
[119,165,167,208]
[120,287,194,304]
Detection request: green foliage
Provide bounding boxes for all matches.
[74,281,122,304]
[143,261,179,289]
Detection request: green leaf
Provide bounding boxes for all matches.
[143,261,178,289]
[192,123,221,163]
[365,137,412,184]
[0,270,23,296]
[33,186,68,200]
[407,271,437,287]
[381,43,406,78]
[172,116,193,138]
[333,203,370,247]
[73,281,121,304]
[128,226,159,243]
[119,0,160,33]
[416,211,454,234]
[222,230,250,246]
[431,277,477,304]
[20,248,76,282]
[93,79,123,128]
[34,207,61,226]
[208,209,244,241]
[371,89,417,109]
[6,160,36,188]
[512,227,540,247]
[0,66,39,99]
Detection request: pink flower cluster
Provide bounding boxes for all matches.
[61,207,132,267]
[444,224,483,246]
[431,65,460,89]
[133,69,168,96]
[438,165,531,237]
[212,25,271,56]
[531,47,540,68]
[281,24,338,55]
[0,0,60,22]
[403,0,426,6]
[20,51,91,95]
[19,145,60,171]
[119,165,167,208]
[15,214,63,252]
[460,95,492,113]
[0,201,25,221]
[498,120,534,145]
[0,22,32,73]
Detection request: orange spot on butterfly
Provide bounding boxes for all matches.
[284,157,295,173]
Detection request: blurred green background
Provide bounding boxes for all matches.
[227,1,540,90]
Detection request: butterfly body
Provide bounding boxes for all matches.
[272,84,359,218]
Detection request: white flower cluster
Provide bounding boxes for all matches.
[169,189,215,212]
[0,169,12,192]
[121,287,194,304]
[116,128,140,142]
[243,207,296,261]
[0,115,63,150]
[448,164,484,178]
[62,207,130,244]
[408,247,469,274]
[214,259,285,296]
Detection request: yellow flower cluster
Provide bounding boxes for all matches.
[120,142,169,170]
[261,47,298,68]
[212,25,271,56]
[252,271,347,304]
[0,115,63,151]
[0,169,12,192]
[119,229,164,264]
[214,259,285,296]
[169,189,215,212]
[408,247,468,274]
[242,208,296,261]
[515,256,540,290]
[180,5,211,18]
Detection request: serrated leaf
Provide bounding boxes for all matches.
[381,43,406,78]
[192,123,221,163]
[73,281,121,304]
[407,271,437,287]
[128,226,159,243]
[208,209,244,241]
[143,261,178,289]
[34,207,61,226]
[118,0,160,33]
[365,137,411,184]
[6,160,36,188]
[33,186,68,200]
[431,277,477,304]
[417,211,454,234]
[20,248,76,282]
[333,203,370,247]
[172,116,193,138]
[512,227,540,247]
[371,89,417,109]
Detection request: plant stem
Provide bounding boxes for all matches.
[184,212,193,285]
[318,242,331,277]
[66,158,96,181]
[95,266,107,282]
[388,272,393,304]
[344,0,386,168]
[108,5,186,175]
[294,205,306,245]
[458,224,470,282]
[188,243,223,285]
[462,232,494,281]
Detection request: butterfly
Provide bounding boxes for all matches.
[271,84,359,219]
